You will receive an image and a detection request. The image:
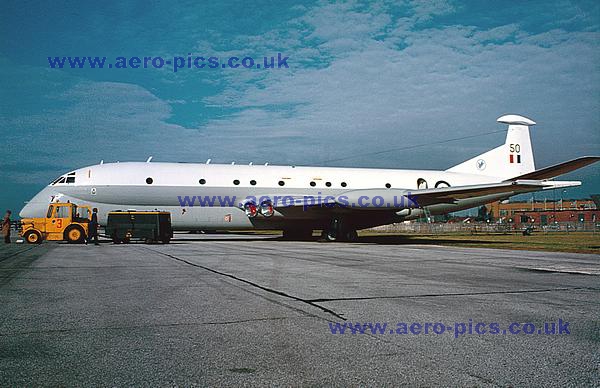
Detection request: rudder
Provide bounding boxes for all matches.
[447,114,536,179]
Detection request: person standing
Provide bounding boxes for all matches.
[2,210,11,244]
[87,208,99,245]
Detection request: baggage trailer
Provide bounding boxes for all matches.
[106,211,172,244]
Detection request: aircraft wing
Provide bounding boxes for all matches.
[507,156,600,181]
[258,179,581,212]
[335,180,575,210]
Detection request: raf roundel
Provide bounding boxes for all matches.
[476,159,486,171]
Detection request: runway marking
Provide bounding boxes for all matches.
[0,245,41,263]
[0,316,292,337]
[523,267,599,275]
[140,246,347,321]
[307,286,597,303]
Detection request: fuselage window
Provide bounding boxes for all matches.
[435,180,450,188]
[199,178,206,185]
[341,182,347,187]
[250,180,256,186]
[417,178,428,190]
[146,177,153,184]
[278,180,285,186]
[325,182,332,187]
[233,179,240,185]
[310,181,316,187]
[385,183,391,189]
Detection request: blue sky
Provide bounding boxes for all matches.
[1,0,599,214]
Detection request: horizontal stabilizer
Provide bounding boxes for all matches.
[507,156,600,181]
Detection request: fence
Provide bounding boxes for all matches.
[368,222,600,234]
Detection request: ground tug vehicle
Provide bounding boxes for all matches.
[106,211,172,244]
[20,202,92,244]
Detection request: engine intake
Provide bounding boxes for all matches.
[259,200,274,217]
[243,201,258,218]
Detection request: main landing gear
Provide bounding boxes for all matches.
[322,218,358,242]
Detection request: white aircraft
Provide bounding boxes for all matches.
[20,115,599,241]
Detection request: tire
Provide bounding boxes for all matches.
[24,230,42,244]
[322,228,357,242]
[64,225,85,244]
[319,229,337,242]
[344,230,358,242]
[161,238,170,244]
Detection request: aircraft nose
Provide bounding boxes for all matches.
[19,201,48,218]
[19,186,62,218]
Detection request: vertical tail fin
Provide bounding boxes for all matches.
[446,114,536,179]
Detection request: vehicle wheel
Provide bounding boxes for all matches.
[161,238,170,244]
[112,237,121,244]
[122,238,130,244]
[64,225,85,244]
[24,230,42,244]
[145,238,154,244]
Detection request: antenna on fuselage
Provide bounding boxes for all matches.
[100,160,104,165]
[231,162,235,165]
[206,159,211,164]
[249,162,253,166]
[265,162,269,166]
[146,156,153,163]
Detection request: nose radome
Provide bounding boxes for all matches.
[19,202,45,218]
[19,186,63,218]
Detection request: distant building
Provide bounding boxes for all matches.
[485,197,599,226]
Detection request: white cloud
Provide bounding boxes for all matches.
[193,1,599,171]
[3,0,598,178]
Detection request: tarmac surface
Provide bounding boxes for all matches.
[0,234,598,386]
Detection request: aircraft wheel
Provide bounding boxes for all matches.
[344,229,358,242]
[322,221,356,242]
[65,225,85,244]
[24,230,42,244]
[323,229,337,242]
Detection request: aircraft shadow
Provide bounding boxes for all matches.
[354,235,513,246]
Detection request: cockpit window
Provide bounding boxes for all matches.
[47,205,54,218]
[51,173,76,185]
